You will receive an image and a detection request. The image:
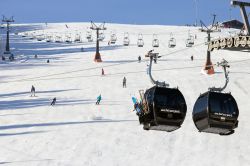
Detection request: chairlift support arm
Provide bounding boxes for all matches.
[209,59,230,92]
[212,14,217,28]
[145,50,169,87]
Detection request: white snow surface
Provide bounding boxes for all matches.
[0,23,250,166]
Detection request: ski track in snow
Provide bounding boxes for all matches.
[0,23,250,166]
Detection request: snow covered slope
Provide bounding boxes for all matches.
[0,23,250,166]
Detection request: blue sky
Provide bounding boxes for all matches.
[0,0,245,25]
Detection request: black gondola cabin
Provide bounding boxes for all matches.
[193,91,239,135]
[140,86,187,132]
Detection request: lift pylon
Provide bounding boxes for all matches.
[200,18,218,75]
[90,21,107,62]
[2,16,14,60]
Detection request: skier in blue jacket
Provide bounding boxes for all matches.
[96,94,102,105]
[132,96,142,115]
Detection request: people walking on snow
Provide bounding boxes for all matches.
[51,97,57,106]
[123,76,127,88]
[96,94,102,105]
[101,68,105,75]
[138,56,141,63]
[30,85,36,97]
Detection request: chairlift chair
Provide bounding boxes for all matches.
[110,32,117,44]
[152,34,159,47]
[204,36,213,45]
[137,33,144,47]
[137,50,187,132]
[46,34,53,42]
[55,35,62,43]
[21,33,27,37]
[0,23,4,29]
[98,32,105,41]
[123,32,130,46]
[186,36,194,47]
[65,34,72,43]
[86,30,92,41]
[29,32,35,40]
[192,59,239,135]
[37,34,45,41]
[186,31,194,47]
[168,33,176,48]
[74,33,82,43]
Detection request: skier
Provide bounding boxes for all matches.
[47,59,50,63]
[138,56,141,63]
[191,55,194,61]
[34,54,38,58]
[96,94,102,105]
[51,97,56,106]
[30,85,36,97]
[132,96,142,115]
[123,76,127,88]
[101,68,105,75]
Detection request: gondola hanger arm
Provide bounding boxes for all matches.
[209,59,230,92]
[145,50,169,87]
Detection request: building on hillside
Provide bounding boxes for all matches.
[220,19,244,29]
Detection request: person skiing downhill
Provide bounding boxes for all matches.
[30,85,36,97]
[123,77,127,88]
[51,97,56,106]
[96,94,102,105]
